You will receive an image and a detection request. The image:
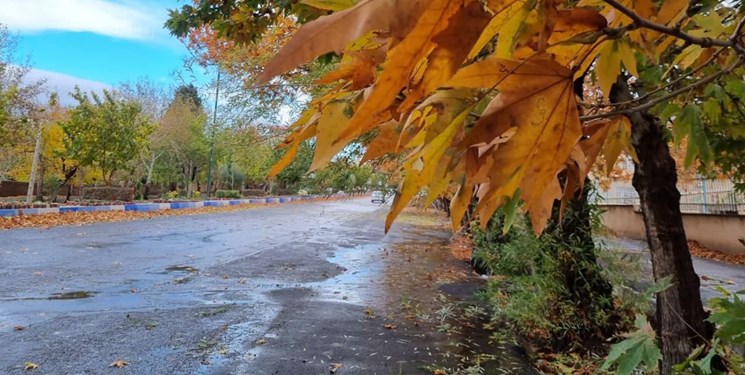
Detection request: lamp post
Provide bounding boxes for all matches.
[205,69,221,199]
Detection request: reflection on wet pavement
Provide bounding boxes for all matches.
[0,199,531,374]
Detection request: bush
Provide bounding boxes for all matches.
[191,191,201,199]
[163,190,180,200]
[81,186,135,202]
[472,199,623,352]
[215,190,241,199]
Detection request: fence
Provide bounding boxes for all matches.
[595,178,745,215]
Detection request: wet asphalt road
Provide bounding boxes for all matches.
[0,198,525,375]
[602,237,745,301]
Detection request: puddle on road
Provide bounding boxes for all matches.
[48,291,96,300]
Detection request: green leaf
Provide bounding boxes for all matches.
[702,99,722,125]
[704,83,726,102]
[601,316,661,375]
[501,190,521,235]
[675,105,712,167]
[657,102,681,122]
[724,78,745,98]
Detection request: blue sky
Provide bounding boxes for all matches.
[0,0,204,104]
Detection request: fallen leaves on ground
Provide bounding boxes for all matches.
[0,196,352,231]
[433,369,447,375]
[688,240,745,266]
[382,323,397,330]
[329,362,343,373]
[109,360,128,368]
[255,338,267,345]
[14,325,25,331]
[23,362,38,370]
[449,233,473,262]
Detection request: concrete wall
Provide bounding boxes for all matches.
[601,204,745,255]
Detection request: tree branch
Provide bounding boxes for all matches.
[580,58,743,121]
[607,48,725,108]
[601,0,734,49]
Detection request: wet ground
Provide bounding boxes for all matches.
[0,198,530,374]
[601,237,745,301]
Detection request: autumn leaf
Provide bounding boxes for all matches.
[329,362,343,373]
[460,56,582,233]
[382,323,398,329]
[398,0,491,112]
[14,325,25,331]
[342,0,469,147]
[600,115,634,174]
[257,0,425,84]
[433,369,447,375]
[386,89,477,232]
[24,362,38,371]
[361,121,401,163]
[110,360,128,368]
[255,338,267,345]
[468,0,526,59]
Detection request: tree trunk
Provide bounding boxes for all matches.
[612,79,710,374]
[36,157,45,201]
[26,126,43,204]
[144,155,156,200]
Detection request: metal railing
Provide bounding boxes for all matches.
[594,179,745,215]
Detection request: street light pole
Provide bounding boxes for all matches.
[205,69,221,199]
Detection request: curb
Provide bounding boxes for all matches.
[0,195,338,217]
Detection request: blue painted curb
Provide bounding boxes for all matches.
[0,194,345,217]
[0,208,19,216]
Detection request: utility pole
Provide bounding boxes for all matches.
[205,69,220,199]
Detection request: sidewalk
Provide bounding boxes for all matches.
[600,236,745,302]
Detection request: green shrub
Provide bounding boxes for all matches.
[473,197,622,352]
[191,191,201,199]
[165,190,179,200]
[215,190,241,199]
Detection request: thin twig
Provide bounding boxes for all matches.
[608,48,726,108]
[601,0,733,49]
[580,58,743,121]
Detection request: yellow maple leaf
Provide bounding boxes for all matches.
[468,0,526,59]
[600,115,634,175]
[345,0,466,143]
[386,89,477,232]
[361,120,402,163]
[257,0,425,83]
[460,56,582,233]
[594,38,638,97]
[398,0,491,112]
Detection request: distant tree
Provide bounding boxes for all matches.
[0,25,44,182]
[158,91,208,196]
[174,84,203,110]
[61,88,153,185]
[119,78,174,198]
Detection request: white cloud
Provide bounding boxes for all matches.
[0,0,165,41]
[25,68,111,106]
